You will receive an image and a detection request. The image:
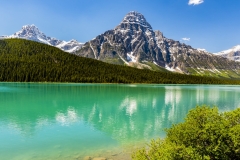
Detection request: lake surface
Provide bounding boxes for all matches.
[0,83,240,160]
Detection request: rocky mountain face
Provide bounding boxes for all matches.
[76,11,240,78]
[215,45,240,62]
[2,25,83,53]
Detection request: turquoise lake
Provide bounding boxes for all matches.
[0,83,240,160]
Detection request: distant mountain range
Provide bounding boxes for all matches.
[1,25,83,53]
[214,45,240,62]
[1,11,240,78]
[76,11,240,78]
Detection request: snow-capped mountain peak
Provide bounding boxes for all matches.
[19,24,41,35]
[232,45,240,52]
[115,11,153,31]
[13,24,41,37]
[7,24,60,46]
[215,45,240,55]
[215,45,240,61]
[22,24,39,31]
[2,25,83,53]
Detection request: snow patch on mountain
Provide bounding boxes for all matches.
[127,52,137,62]
[197,48,207,52]
[165,65,176,72]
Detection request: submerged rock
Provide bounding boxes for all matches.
[92,157,107,160]
[83,156,92,160]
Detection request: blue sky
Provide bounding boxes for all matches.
[0,0,240,53]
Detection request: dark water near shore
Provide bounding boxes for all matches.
[0,83,240,159]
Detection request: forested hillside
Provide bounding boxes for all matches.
[0,39,239,84]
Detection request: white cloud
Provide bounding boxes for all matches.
[188,0,204,5]
[182,37,190,41]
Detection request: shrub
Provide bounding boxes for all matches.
[132,106,240,160]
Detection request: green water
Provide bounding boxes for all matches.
[0,83,240,159]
